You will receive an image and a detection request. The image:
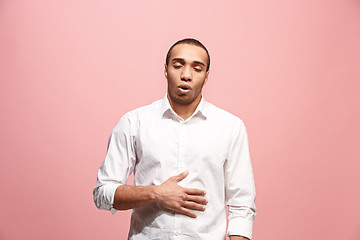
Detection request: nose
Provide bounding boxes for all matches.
[180,66,192,82]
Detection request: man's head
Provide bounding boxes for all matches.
[164,38,210,107]
[166,38,210,72]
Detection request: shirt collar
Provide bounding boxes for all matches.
[161,94,208,121]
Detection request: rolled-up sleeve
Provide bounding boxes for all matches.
[225,119,257,239]
[93,113,136,214]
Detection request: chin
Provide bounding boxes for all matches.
[172,95,194,106]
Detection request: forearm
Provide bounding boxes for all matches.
[230,236,249,240]
[113,185,157,210]
[112,171,207,217]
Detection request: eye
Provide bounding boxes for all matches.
[194,67,202,72]
[173,64,182,69]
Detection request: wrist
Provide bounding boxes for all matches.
[150,185,160,203]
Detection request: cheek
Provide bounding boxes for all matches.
[194,78,206,89]
[167,71,178,83]
[167,76,178,90]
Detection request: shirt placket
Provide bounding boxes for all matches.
[177,121,186,172]
[174,119,186,238]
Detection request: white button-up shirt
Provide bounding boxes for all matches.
[93,95,256,239]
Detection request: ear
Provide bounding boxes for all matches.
[204,70,210,85]
[164,63,168,79]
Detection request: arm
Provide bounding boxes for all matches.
[113,170,208,218]
[225,120,257,240]
[230,236,249,240]
[93,114,137,213]
[93,114,207,217]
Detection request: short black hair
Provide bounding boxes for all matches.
[166,38,210,71]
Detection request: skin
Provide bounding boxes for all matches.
[164,43,209,120]
[230,237,249,240]
[113,170,207,218]
[113,43,248,239]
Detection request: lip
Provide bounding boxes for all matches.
[178,84,192,94]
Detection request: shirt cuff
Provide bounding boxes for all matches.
[94,183,121,213]
[108,183,121,214]
[227,217,254,240]
[110,206,118,215]
[109,183,121,215]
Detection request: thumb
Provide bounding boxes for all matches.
[173,170,189,182]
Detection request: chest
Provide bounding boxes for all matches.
[133,117,232,184]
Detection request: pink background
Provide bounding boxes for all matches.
[1,0,359,239]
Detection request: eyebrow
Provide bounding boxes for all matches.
[193,61,206,67]
[171,58,206,67]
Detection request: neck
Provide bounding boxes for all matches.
[167,95,202,120]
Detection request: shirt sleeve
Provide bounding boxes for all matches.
[225,119,257,239]
[93,113,137,214]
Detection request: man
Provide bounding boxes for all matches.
[93,38,256,240]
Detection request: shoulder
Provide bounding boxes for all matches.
[113,99,162,131]
[204,101,245,126]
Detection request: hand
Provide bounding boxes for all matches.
[154,170,207,218]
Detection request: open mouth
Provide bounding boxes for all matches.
[178,85,191,94]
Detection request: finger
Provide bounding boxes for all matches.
[173,170,189,182]
[182,201,206,211]
[185,187,206,196]
[178,207,197,218]
[185,195,208,205]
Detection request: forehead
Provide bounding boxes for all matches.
[169,44,208,64]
